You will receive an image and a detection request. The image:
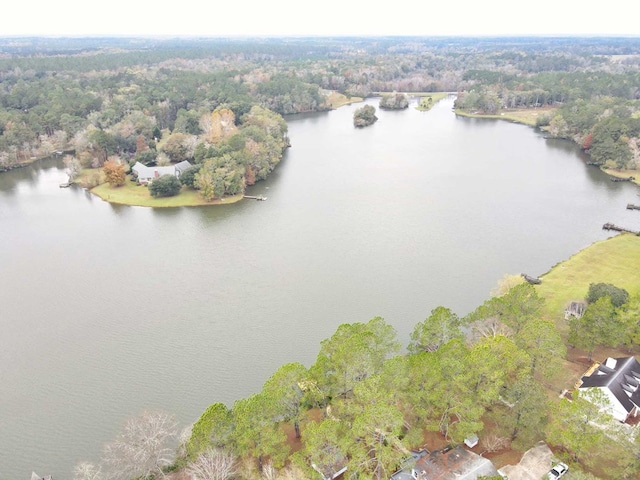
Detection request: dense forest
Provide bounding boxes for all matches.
[1,36,640,181]
[3,36,640,479]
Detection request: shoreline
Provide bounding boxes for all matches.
[455,107,640,187]
[90,181,244,208]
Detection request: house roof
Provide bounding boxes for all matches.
[390,450,429,480]
[174,160,193,173]
[132,162,177,179]
[412,446,498,480]
[580,357,640,415]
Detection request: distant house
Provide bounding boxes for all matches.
[578,356,640,422]
[391,446,498,480]
[564,301,586,320]
[132,160,192,185]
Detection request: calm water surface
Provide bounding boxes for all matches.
[1,98,638,478]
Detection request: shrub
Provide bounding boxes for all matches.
[149,175,181,197]
[586,282,629,308]
[179,165,202,188]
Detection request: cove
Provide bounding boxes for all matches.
[0,98,638,478]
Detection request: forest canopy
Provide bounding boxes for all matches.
[2,36,640,173]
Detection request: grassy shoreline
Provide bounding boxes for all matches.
[455,107,640,186]
[90,177,243,207]
[601,166,640,186]
[454,106,557,126]
[536,233,640,323]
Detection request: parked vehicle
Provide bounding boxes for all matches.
[547,462,569,479]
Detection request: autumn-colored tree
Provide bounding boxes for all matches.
[245,165,256,186]
[582,132,593,150]
[102,159,126,187]
[135,135,149,155]
[206,109,239,144]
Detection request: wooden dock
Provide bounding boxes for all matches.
[611,176,635,182]
[627,204,640,211]
[603,223,640,234]
[243,195,267,201]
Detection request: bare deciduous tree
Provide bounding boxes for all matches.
[481,433,510,453]
[63,155,82,182]
[102,410,178,480]
[187,448,236,480]
[73,462,103,480]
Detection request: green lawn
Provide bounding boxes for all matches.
[536,233,640,323]
[414,92,448,111]
[91,178,243,207]
[532,233,640,400]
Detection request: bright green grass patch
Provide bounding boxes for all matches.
[536,234,640,328]
[414,92,448,111]
[91,178,243,207]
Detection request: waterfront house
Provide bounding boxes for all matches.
[132,160,192,184]
[578,356,640,422]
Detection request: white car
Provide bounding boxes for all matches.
[547,462,569,479]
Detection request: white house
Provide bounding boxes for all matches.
[132,160,192,184]
[578,356,640,422]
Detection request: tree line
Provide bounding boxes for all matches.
[72,279,640,480]
[2,36,640,172]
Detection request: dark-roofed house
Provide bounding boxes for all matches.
[132,160,192,185]
[578,356,640,423]
[391,446,498,480]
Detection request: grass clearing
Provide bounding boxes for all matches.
[414,92,448,111]
[517,234,640,394]
[536,234,640,323]
[456,107,557,126]
[326,91,363,109]
[91,177,243,207]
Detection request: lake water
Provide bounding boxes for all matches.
[0,98,638,478]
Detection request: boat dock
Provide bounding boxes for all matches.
[603,223,640,234]
[610,176,635,182]
[243,195,267,201]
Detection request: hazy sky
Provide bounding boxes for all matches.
[3,0,639,37]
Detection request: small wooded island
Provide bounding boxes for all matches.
[353,104,378,127]
[379,92,409,110]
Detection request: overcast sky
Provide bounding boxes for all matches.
[3,0,639,37]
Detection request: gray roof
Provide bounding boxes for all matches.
[390,450,429,480]
[174,160,193,173]
[132,162,177,179]
[580,356,640,414]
